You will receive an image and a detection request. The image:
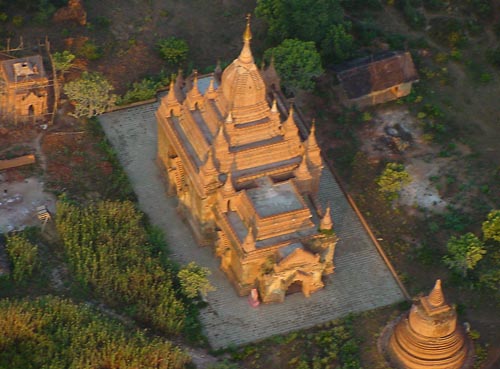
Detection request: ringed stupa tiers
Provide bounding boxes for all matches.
[156,16,337,303]
[385,279,473,369]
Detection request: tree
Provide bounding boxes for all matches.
[64,72,116,118]
[443,233,486,277]
[5,234,38,282]
[482,209,500,242]
[264,39,323,93]
[376,162,412,201]
[321,22,355,64]
[53,50,75,75]
[156,37,189,66]
[178,262,215,299]
[255,0,344,44]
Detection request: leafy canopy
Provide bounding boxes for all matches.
[376,162,412,201]
[178,261,215,299]
[156,37,189,66]
[52,50,75,74]
[482,209,500,242]
[64,72,116,118]
[264,39,323,92]
[255,0,344,44]
[443,232,486,277]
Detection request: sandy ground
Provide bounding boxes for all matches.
[360,107,449,212]
[0,175,56,233]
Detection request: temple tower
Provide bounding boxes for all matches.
[384,280,473,369]
[156,15,337,302]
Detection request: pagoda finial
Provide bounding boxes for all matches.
[238,14,254,64]
[295,154,311,179]
[320,204,333,231]
[202,149,218,174]
[307,119,320,151]
[427,279,445,307]
[242,225,256,252]
[222,172,235,195]
[243,13,252,42]
[271,98,278,114]
[191,69,200,93]
[225,110,233,124]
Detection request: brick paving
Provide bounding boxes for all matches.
[99,102,405,349]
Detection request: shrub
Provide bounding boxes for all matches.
[443,233,486,277]
[376,162,412,201]
[156,37,189,66]
[117,78,161,105]
[5,234,38,282]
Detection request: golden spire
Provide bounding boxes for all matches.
[222,172,235,195]
[202,149,218,175]
[238,14,254,64]
[242,225,256,252]
[428,279,445,307]
[190,69,201,95]
[295,154,312,180]
[271,98,278,114]
[225,110,233,124]
[307,119,320,151]
[165,77,177,104]
[243,13,252,42]
[320,204,333,231]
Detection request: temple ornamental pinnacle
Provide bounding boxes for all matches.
[156,17,337,303]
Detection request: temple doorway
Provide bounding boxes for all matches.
[286,280,303,295]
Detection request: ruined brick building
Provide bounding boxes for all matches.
[0,55,49,122]
[156,18,337,303]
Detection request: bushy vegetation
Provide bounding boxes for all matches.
[264,39,323,93]
[156,37,189,66]
[443,233,486,277]
[64,72,116,118]
[5,234,39,283]
[55,199,187,335]
[117,76,169,105]
[0,296,189,369]
[227,316,363,368]
[376,162,412,201]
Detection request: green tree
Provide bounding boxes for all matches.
[178,262,215,299]
[255,0,344,44]
[376,162,412,201]
[64,72,116,118]
[482,209,500,242]
[443,233,486,277]
[321,22,355,64]
[53,50,75,75]
[264,39,323,93]
[156,37,189,66]
[5,234,38,282]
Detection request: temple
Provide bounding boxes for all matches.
[384,279,473,369]
[0,55,49,122]
[156,16,337,303]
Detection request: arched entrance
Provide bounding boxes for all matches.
[286,279,303,295]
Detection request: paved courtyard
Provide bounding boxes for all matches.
[99,102,405,349]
